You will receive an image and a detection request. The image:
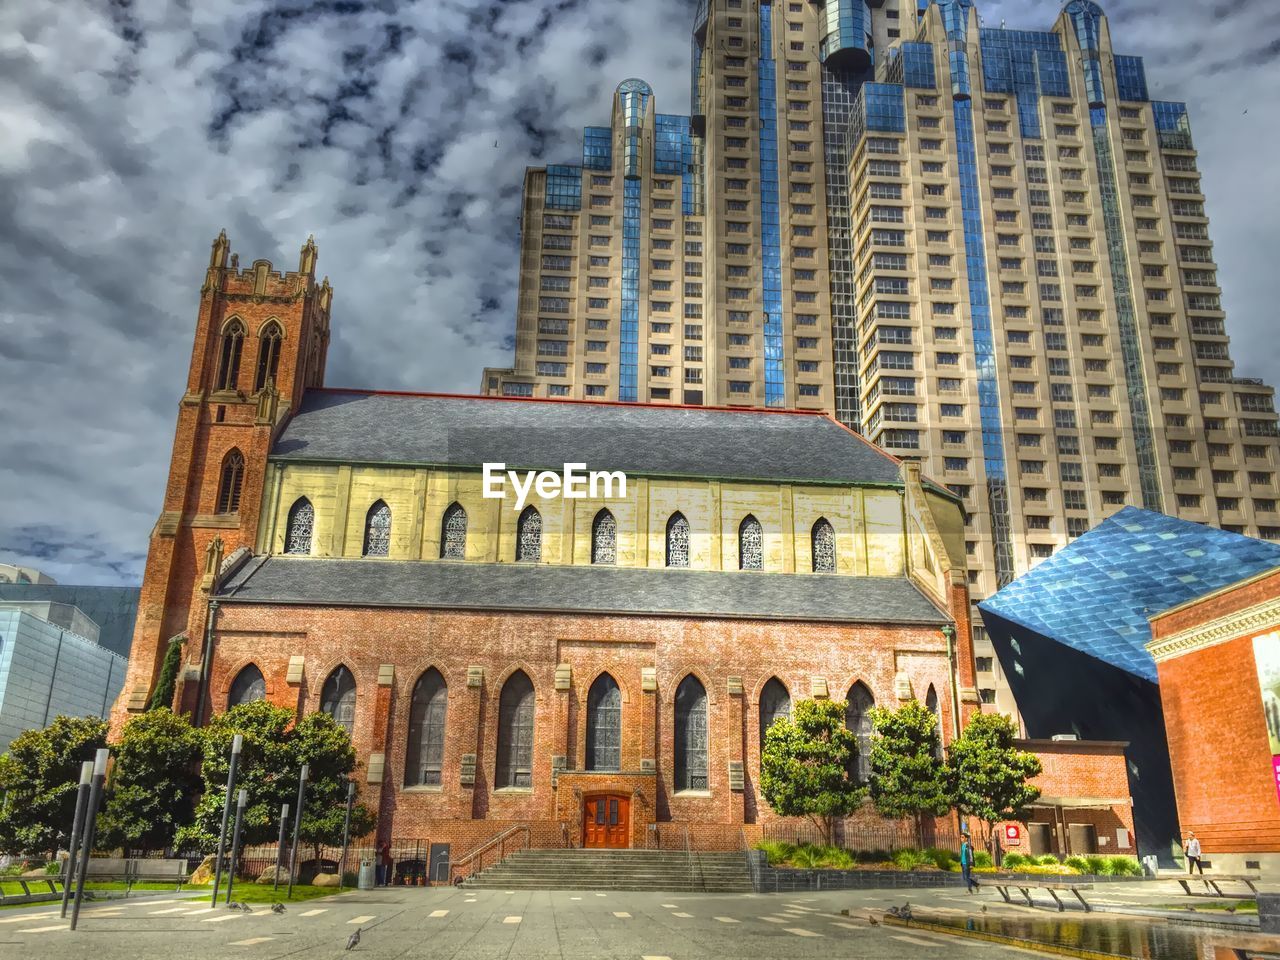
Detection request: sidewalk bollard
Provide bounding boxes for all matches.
[226,788,248,905]
[273,803,289,893]
[60,761,93,919]
[337,781,355,892]
[211,734,243,908]
[286,763,309,899]
[69,748,109,931]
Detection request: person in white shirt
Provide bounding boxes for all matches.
[1185,832,1203,874]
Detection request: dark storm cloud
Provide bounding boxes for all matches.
[1,0,1277,584]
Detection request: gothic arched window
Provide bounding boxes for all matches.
[739,514,763,571]
[216,449,245,514]
[812,517,836,573]
[320,666,356,735]
[516,506,542,562]
[925,683,943,759]
[674,675,709,791]
[254,321,283,392]
[216,319,245,391]
[586,673,622,771]
[363,501,391,557]
[496,670,536,788]
[845,682,876,784]
[228,664,265,708]
[759,677,791,750]
[285,498,314,555]
[440,503,467,560]
[591,509,617,565]
[405,669,447,786]
[666,512,690,568]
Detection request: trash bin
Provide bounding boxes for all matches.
[1141,855,1159,877]
[358,859,376,891]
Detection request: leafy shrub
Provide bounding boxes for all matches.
[1085,855,1107,876]
[857,848,892,864]
[45,861,62,875]
[1000,852,1028,870]
[755,840,796,866]
[1106,856,1143,877]
[893,849,934,870]
[1035,854,1061,867]
[1063,856,1090,872]
[925,847,958,871]
[974,850,993,868]
[790,845,825,869]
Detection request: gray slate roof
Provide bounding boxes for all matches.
[218,556,949,625]
[270,389,906,486]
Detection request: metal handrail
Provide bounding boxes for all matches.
[448,824,530,884]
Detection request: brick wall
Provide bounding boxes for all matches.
[205,600,955,851]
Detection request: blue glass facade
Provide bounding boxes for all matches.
[1114,55,1150,102]
[899,42,937,90]
[978,29,1070,139]
[582,127,612,171]
[981,507,1280,682]
[936,0,975,100]
[620,177,641,402]
[954,96,1015,587]
[1153,100,1193,149]
[619,79,652,181]
[544,165,582,210]
[1066,0,1106,107]
[820,0,873,70]
[848,82,905,151]
[759,2,785,407]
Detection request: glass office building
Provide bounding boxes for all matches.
[482,0,1280,708]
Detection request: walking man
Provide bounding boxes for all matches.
[960,832,980,893]
[1185,832,1204,875]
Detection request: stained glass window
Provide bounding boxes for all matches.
[739,515,763,570]
[674,675,708,791]
[228,664,265,708]
[217,320,245,391]
[812,517,836,573]
[586,673,622,771]
[516,506,542,562]
[592,510,617,565]
[759,677,790,750]
[217,449,244,514]
[440,503,467,559]
[285,498,314,555]
[406,669,447,786]
[363,501,391,557]
[254,321,282,392]
[320,666,356,735]
[666,512,690,568]
[496,671,535,788]
[845,682,875,784]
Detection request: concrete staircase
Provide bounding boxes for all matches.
[463,848,754,892]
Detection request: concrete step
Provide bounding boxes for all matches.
[464,848,752,892]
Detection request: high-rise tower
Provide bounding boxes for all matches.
[483,0,1280,710]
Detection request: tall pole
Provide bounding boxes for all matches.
[286,763,309,899]
[337,781,355,892]
[225,788,248,905]
[273,803,289,893]
[69,748,109,931]
[60,761,93,919]
[211,734,243,908]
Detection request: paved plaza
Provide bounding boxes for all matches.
[2,880,1273,960]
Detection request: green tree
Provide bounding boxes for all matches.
[759,698,863,846]
[949,712,1042,847]
[0,716,109,857]
[99,708,202,853]
[176,700,373,856]
[867,700,952,846]
[146,635,186,712]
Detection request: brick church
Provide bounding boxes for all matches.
[113,234,984,855]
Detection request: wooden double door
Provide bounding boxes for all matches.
[583,794,630,848]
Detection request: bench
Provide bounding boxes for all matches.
[1177,874,1260,899]
[995,880,1094,912]
[0,877,65,905]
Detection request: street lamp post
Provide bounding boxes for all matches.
[69,748,109,931]
[225,788,248,905]
[273,803,289,893]
[60,761,93,919]
[286,763,309,899]
[211,734,243,907]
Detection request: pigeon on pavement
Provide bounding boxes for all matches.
[271,902,286,914]
[346,928,361,950]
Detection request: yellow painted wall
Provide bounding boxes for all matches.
[264,462,956,582]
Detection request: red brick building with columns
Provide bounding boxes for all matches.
[1149,566,1280,874]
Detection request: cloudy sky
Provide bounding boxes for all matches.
[2,0,1277,586]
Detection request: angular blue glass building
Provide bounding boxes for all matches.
[981,508,1280,860]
